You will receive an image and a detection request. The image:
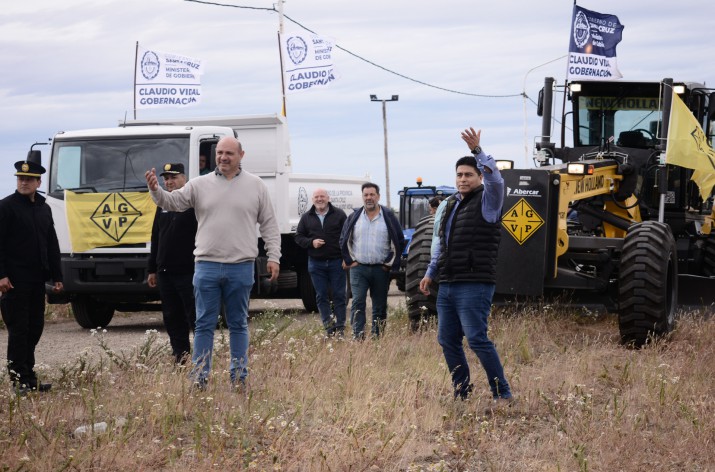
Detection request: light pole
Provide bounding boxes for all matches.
[370,94,398,208]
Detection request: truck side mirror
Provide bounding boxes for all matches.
[537,88,544,117]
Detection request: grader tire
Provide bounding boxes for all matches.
[406,216,438,331]
[618,221,677,347]
[702,234,715,277]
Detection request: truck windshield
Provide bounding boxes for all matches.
[576,95,660,148]
[48,137,189,195]
[404,195,431,229]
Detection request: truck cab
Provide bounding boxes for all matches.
[45,125,233,328]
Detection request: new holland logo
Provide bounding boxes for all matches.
[502,198,544,245]
[90,193,143,242]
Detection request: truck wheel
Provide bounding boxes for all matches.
[71,296,116,329]
[406,216,438,331]
[298,267,318,313]
[618,221,677,347]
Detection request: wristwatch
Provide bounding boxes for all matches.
[471,145,482,155]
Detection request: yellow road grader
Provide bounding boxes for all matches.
[496,77,715,346]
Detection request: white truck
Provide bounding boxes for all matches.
[43,114,366,328]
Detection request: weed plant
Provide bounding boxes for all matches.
[1,302,713,471]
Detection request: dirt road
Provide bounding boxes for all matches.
[0,288,407,369]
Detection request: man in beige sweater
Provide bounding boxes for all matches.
[145,137,280,390]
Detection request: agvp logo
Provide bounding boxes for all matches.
[90,193,143,242]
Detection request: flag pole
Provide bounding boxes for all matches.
[133,41,138,120]
[277,0,287,117]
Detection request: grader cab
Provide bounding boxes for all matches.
[496,77,715,346]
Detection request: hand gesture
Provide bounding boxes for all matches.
[145,168,159,191]
[461,127,481,151]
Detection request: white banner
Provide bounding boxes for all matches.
[134,45,204,109]
[280,31,339,94]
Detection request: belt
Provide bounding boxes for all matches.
[357,262,385,267]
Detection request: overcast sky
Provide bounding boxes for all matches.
[1,0,713,203]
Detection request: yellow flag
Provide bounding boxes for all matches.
[65,191,157,253]
[665,91,715,200]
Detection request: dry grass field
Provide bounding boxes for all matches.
[1,301,714,471]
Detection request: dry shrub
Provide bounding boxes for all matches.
[1,303,713,471]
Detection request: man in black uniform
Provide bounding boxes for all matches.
[147,163,198,364]
[0,152,63,394]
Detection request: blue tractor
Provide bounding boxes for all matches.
[396,178,456,329]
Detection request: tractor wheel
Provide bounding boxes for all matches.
[702,234,715,277]
[298,266,318,313]
[618,221,677,347]
[406,215,438,331]
[71,296,116,329]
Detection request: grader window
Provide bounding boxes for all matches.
[577,96,660,148]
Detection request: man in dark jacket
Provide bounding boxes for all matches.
[420,128,512,409]
[147,163,197,363]
[340,183,404,339]
[295,189,347,336]
[0,152,63,394]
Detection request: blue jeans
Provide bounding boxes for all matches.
[349,264,391,339]
[308,257,347,335]
[437,282,511,400]
[192,261,253,383]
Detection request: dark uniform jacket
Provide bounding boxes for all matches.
[148,206,197,275]
[295,203,347,260]
[437,186,501,284]
[0,191,62,284]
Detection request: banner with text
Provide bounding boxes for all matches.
[135,45,204,109]
[567,5,624,80]
[280,31,339,94]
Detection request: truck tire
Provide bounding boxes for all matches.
[71,296,116,329]
[618,221,677,347]
[405,216,438,331]
[298,267,318,313]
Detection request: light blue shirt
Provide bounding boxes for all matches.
[425,150,504,280]
[351,208,390,264]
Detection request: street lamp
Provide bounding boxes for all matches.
[370,94,399,208]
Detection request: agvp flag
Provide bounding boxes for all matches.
[280,31,339,94]
[665,92,715,200]
[135,45,204,109]
[568,5,624,80]
[65,191,156,253]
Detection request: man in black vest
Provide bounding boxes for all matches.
[0,152,63,394]
[419,127,512,407]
